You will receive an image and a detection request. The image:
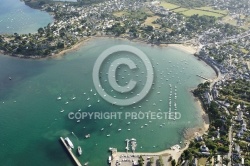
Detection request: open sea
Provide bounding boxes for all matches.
[0,1,216,165]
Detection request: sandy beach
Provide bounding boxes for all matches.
[168,44,198,54]
[49,37,93,59]
[46,36,199,59]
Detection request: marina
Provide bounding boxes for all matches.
[110,142,188,166]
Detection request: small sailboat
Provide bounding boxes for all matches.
[101,128,104,131]
[78,146,82,155]
[109,123,112,126]
[85,134,90,138]
[57,96,62,100]
[60,109,64,113]
[118,129,121,131]
[88,105,91,107]
[107,134,110,137]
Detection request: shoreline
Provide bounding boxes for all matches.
[1,35,218,162]
[0,36,198,60]
[52,36,199,58]
[50,36,198,58]
[113,141,190,163]
[48,37,93,60]
[167,44,198,55]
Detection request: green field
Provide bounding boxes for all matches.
[172,7,188,12]
[196,7,228,15]
[160,2,179,10]
[144,16,161,28]
[113,7,153,19]
[159,1,228,18]
[241,48,249,54]
[198,158,208,166]
[223,14,250,30]
[180,9,224,17]
[113,11,128,17]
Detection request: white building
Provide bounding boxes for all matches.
[205,91,213,105]
[237,110,243,121]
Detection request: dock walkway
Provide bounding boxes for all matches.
[60,137,82,166]
[196,74,210,81]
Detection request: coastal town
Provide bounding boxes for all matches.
[0,0,250,166]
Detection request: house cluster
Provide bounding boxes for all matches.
[210,77,250,165]
[2,0,250,60]
[44,0,145,34]
[147,2,170,16]
[235,104,248,130]
[190,63,250,165]
[0,0,148,57]
[198,31,250,78]
[231,104,249,165]
[212,0,250,24]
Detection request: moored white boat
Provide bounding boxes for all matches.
[85,134,90,138]
[108,156,111,164]
[65,137,74,149]
[78,146,82,155]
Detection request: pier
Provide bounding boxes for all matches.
[196,74,210,81]
[60,137,82,166]
[125,139,130,152]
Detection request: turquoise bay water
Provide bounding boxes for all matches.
[0,0,53,34]
[0,38,216,165]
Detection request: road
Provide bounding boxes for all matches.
[228,125,233,166]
